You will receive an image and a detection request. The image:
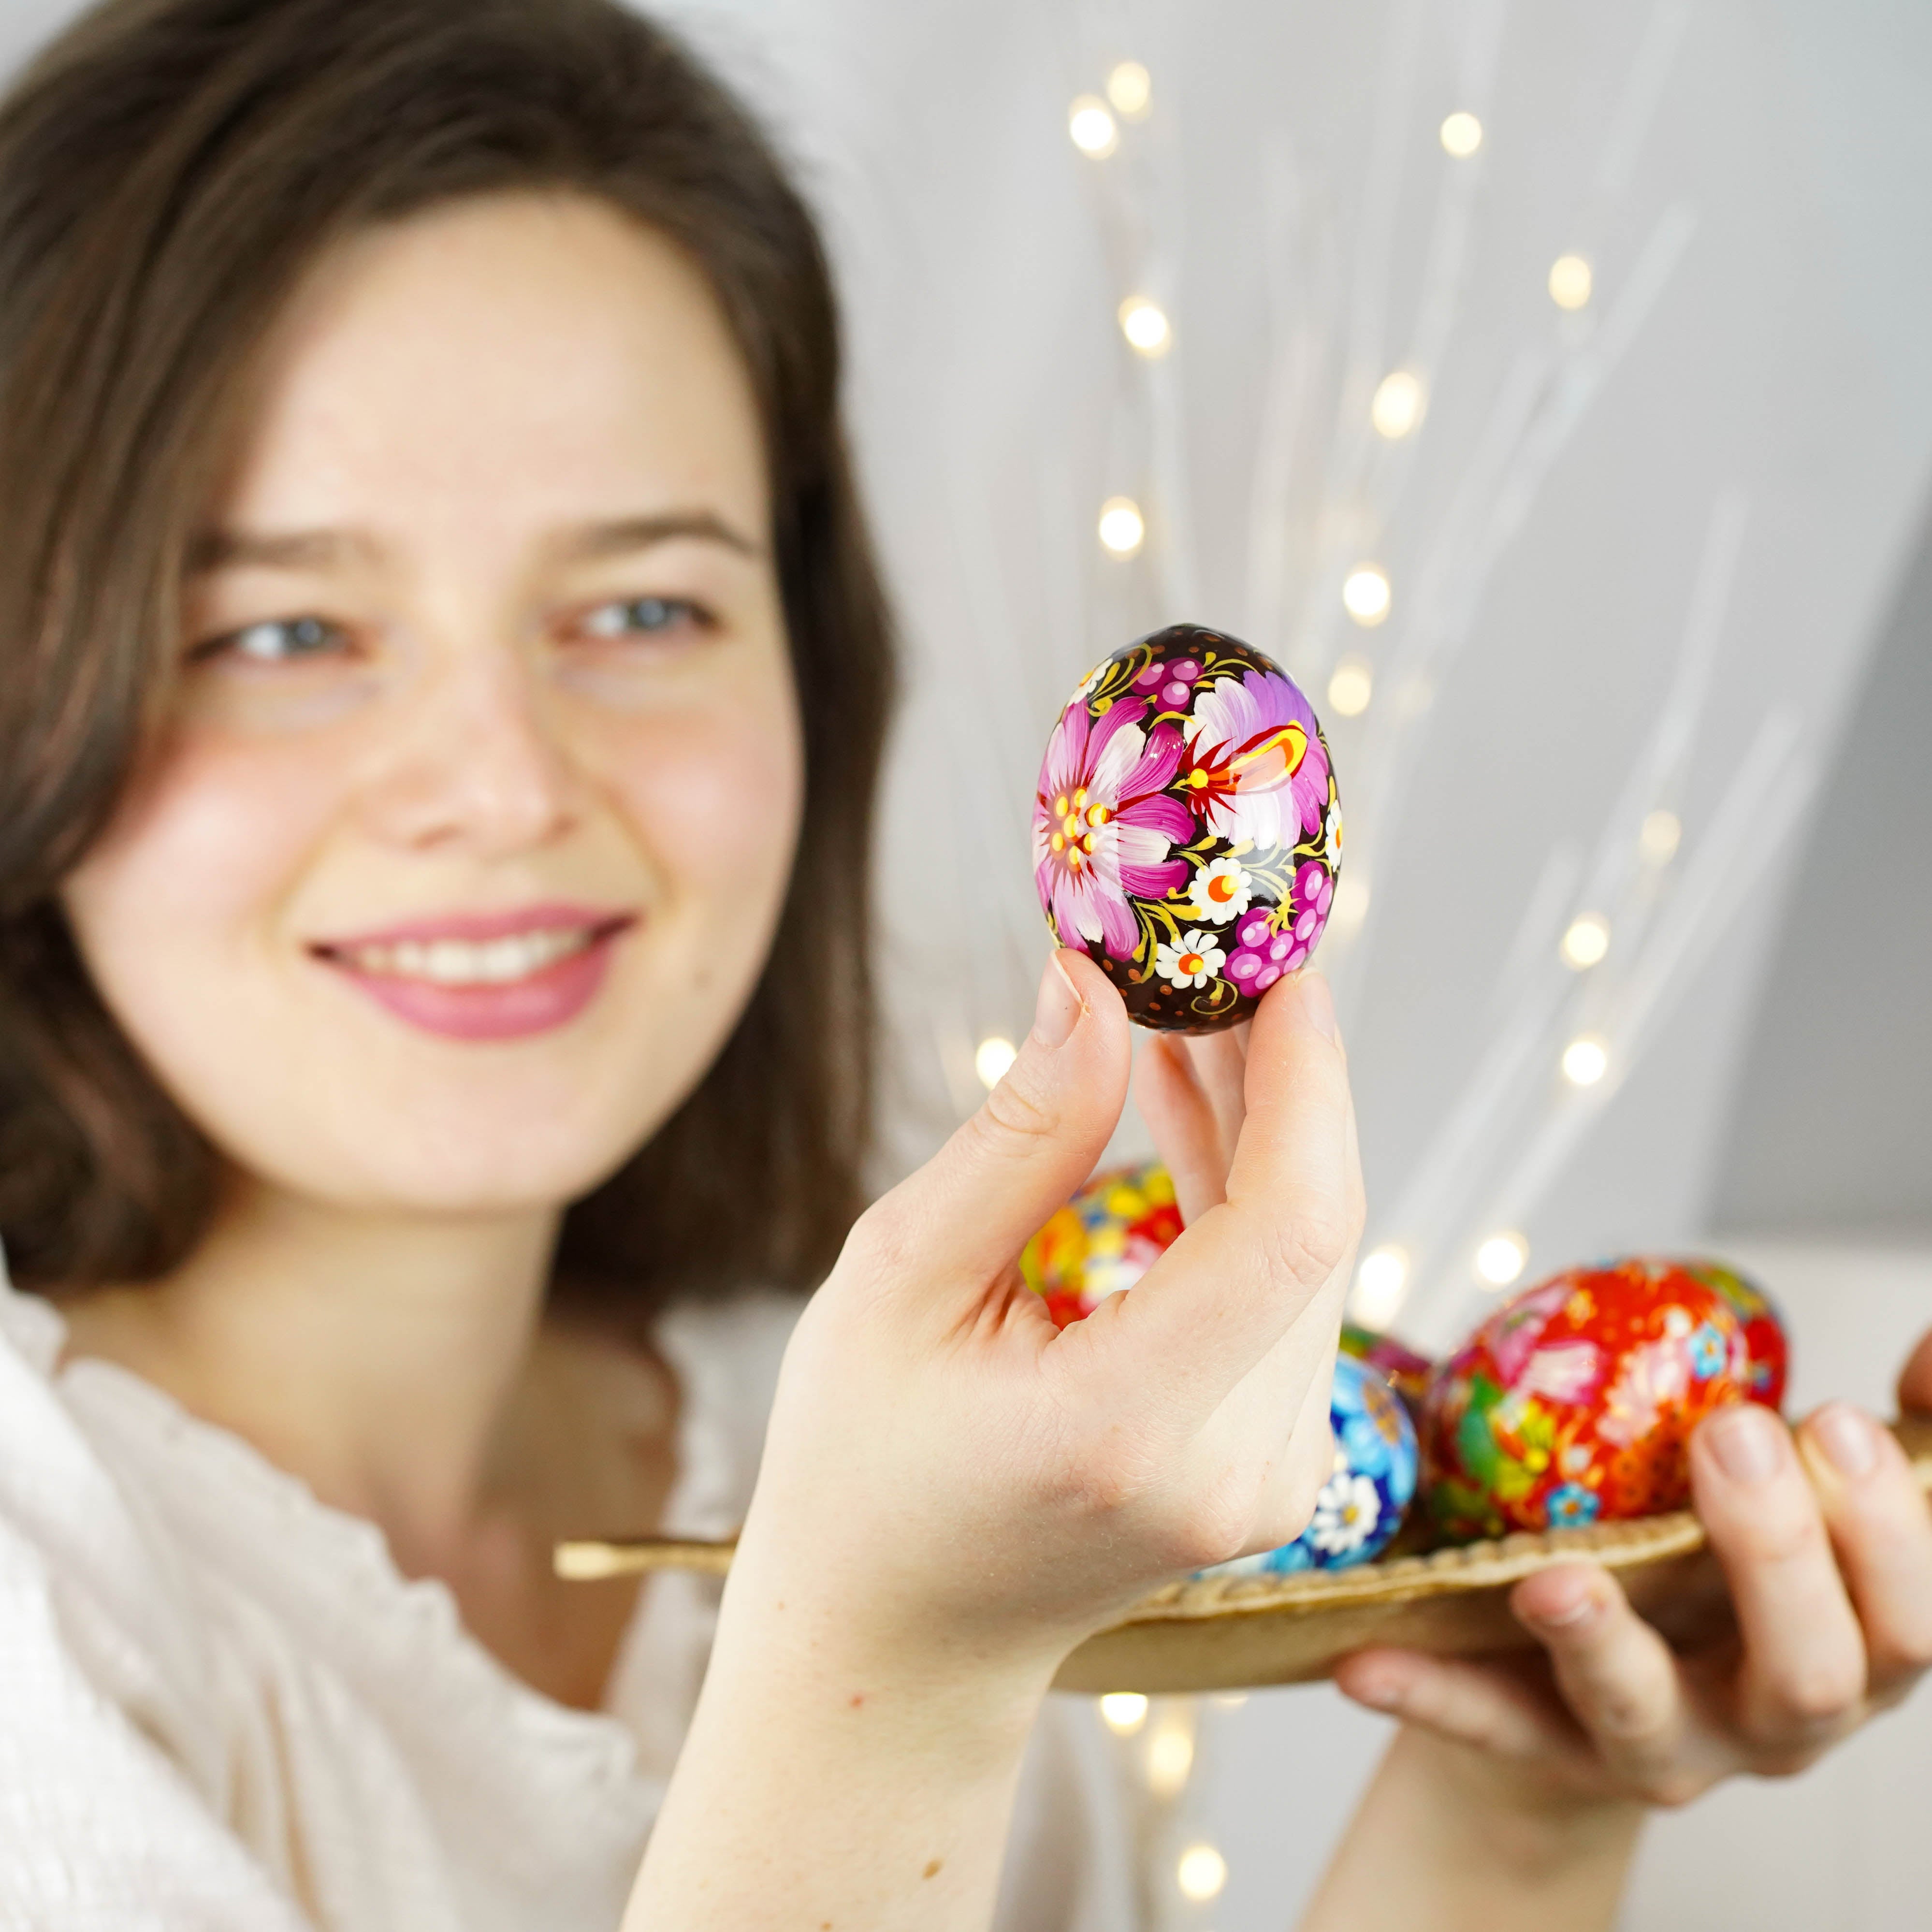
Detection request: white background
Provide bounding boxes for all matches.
[4,1,1927,1925]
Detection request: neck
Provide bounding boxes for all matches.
[65,1173,562,1570]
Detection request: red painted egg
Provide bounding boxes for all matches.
[1422,1258,1751,1542]
[1019,1162,1182,1329]
[1676,1257,1788,1410]
[1032,624,1341,1032]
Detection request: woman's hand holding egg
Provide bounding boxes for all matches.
[737,951,1361,1672]
[636,954,1359,1930]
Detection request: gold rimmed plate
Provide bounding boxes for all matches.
[557,1417,1932,1694]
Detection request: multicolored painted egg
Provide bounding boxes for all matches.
[1202,1355,1419,1577]
[1339,1323,1433,1409]
[1020,1161,1182,1329]
[1031,624,1342,1032]
[1422,1258,1752,1542]
[1677,1257,1789,1410]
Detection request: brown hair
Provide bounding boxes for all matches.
[0,0,892,1315]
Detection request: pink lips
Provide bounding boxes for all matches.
[311,902,636,1042]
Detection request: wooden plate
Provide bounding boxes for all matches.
[557,1416,1932,1695]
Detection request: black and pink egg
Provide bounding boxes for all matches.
[1031,625,1342,1033]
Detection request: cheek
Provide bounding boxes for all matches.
[605,676,805,914]
[63,734,340,991]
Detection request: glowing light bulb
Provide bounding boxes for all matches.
[1068,95,1118,158]
[1210,1691,1249,1710]
[1118,296,1171,356]
[1560,914,1610,971]
[1476,1232,1528,1289]
[1640,810,1682,865]
[1098,496,1145,556]
[1327,658,1373,718]
[1331,873,1370,930]
[1562,1034,1609,1086]
[1370,369,1425,439]
[1177,1844,1228,1903]
[1342,565,1392,626]
[1099,1692,1148,1734]
[1548,253,1593,310]
[1147,1722,1194,1797]
[1439,111,1483,158]
[1353,1246,1409,1326]
[973,1036,1017,1089]
[1106,60,1151,119]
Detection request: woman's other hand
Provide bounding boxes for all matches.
[1335,1369,1932,1809]
[1301,1332,1932,1932]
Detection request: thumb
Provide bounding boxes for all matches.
[859,949,1130,1300]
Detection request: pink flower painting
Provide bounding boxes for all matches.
[1177,668,1331,848]
[1032,697,1193,960]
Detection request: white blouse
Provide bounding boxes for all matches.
[0,1271,1131,1931]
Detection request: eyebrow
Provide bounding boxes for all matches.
[187,528,374,573]
[552,510,763,564]
[187,509,763,576]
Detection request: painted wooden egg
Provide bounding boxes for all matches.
[1202,1355,1419,1577]
[1421,1258,1752,1542]
[1031,624,1342,1032]
[1020,1161,1182,1329]
[1677,1257,1788,1409]
[1340,1322,1433,1410]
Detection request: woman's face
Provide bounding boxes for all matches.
[62,192,804,1217]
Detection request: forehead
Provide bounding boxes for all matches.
[216,191,769,542]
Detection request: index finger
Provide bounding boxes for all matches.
[1093,972,1360,1417]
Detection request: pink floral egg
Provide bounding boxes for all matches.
[1422,1258,1752,1542]
[1032,625,1342,1031]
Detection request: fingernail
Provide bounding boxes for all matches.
[1031,951,1085,1050]
[1811,1403,1879,1480]
[1297,971,1337,1041]
[1705,1402,1785,1485]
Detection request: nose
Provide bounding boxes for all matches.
[356,645,583,858]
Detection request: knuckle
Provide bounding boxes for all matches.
[1043,1439,1155,1525]
[1760,1660,1866,1734]
[1888,1624,1932,1675]
[1642,1771,1709,1812]
[1583,1686,1665,1747]
[1261,1194,1356,1288]
[842,1200,916,1281]
[975,1072,1060,1148]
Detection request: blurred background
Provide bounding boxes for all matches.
[7,0,1927,1925]
[659,1,1932,1925]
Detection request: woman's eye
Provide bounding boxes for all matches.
[578,596,709,640]
[193,616,349,664]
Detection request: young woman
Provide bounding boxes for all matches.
[0,3,1925,1929]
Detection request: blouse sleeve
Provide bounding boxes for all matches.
[0,1524,311,1930]
[0,1295,311,1931]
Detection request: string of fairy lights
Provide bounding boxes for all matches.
[973,6,1813,1924]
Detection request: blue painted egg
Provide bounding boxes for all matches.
[1202,1354,1418,1577]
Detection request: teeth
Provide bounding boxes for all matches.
[342,927,596,985]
